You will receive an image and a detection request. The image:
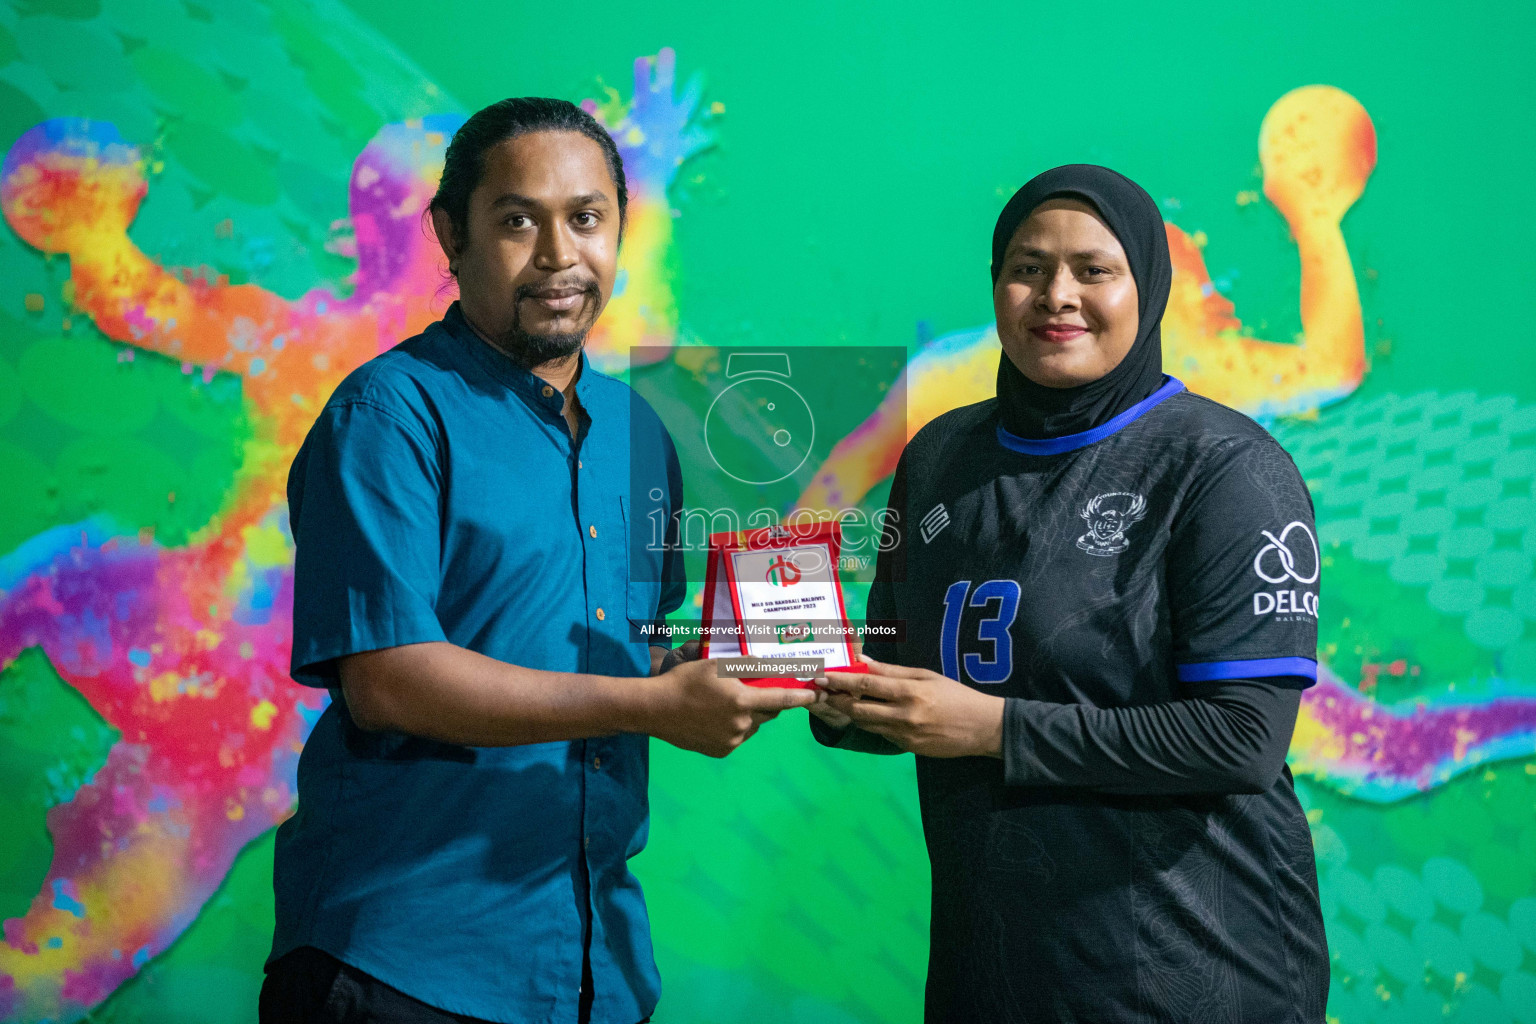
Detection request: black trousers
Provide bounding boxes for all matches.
[258,946,617,1024]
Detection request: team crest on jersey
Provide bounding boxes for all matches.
[1076,492,1147,556]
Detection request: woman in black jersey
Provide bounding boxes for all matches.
[813,164,1329,1023]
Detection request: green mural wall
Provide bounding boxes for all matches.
[1,1,1535,1021]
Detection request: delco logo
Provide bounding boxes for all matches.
[1253,590,1319,617]
[1252,521,1319,619]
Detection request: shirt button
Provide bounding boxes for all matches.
[541,385,554,398]
[593,756,602,769]
[589,524,597,538]
[595,607,606,621]
[578,460,583,469]
[584,836,590,849]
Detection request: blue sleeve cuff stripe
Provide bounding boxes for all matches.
[1176,656,1318,683]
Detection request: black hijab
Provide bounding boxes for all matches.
[990,164,1171,440]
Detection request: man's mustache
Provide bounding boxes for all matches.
[515,279,601,303]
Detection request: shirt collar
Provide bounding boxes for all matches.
[996,376,1185,456]
[442,301,596,419]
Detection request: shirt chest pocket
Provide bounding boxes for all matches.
[444,448,574,585]
[618,494,664,631]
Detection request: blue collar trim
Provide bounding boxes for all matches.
[995,376,1186,456]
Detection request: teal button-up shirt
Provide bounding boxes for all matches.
[272,302,684,1024]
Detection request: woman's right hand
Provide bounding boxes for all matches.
[809,640,863,730]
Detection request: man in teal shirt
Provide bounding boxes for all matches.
[262,98,813,1024]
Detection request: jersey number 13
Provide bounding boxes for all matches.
[940,579,1022,685]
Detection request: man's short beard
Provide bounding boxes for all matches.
[495,322,587,369]
[491,282,602,369]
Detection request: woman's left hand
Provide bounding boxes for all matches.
[820,655,1005,758]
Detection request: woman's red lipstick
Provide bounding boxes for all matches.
[1029,324,1089,343]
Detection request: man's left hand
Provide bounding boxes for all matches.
[821,655,1005,758]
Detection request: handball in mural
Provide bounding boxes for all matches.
[0,50,709,1021]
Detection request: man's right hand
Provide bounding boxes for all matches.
[806,690,853,731]
[645,657,817,758]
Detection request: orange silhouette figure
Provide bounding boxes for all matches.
[796,86,1376,514]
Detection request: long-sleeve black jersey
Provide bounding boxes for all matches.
[815,378,1329,1024]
